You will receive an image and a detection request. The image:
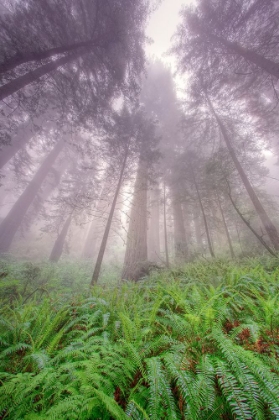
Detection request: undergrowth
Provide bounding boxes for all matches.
[0,257,279,419]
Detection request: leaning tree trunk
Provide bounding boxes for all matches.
[26,160,68,230]
[206,95,279,251]
[0,115,53,169]
[0,49,89,101]
[122,158,148,281]
[228,191,277,258]
[0,124,33,169]
[147,186,160,262]
[0,139,64,253]
[172,188,188,262]
[0,40,94,74]
[217,194,235,258]
[204,31,279,80]
[91,149,129,285]
[49,214,72,263]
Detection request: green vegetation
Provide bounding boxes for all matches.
[0,257,279,419]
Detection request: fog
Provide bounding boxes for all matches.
[1,0,279,283]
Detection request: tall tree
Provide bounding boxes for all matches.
[174,0,279,88]
[91,107,154,285]
[0,138,64,252]
[122,156,148,280]
[0,0,155,102]
[49,214,72,262]
[205,92,279,250]
[147,186,161,262]
[172,186,188,262]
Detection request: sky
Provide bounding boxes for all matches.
[145,0,194,66]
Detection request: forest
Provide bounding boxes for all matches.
[0,0,279,418]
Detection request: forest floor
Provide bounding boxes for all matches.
[0,256,279,419]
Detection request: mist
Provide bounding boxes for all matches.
[1,1,279,418]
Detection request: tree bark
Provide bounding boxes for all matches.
[194,209,203,251]
[49,214,72,262]
[82,219,98,259]
[206,32,279,79]
[217,194,235,258]
[91,149,128,285]
[206,95,279,250]
[0,125,32,169]
[0,116,53,169]
[228,191,277,258]
[0,41,93,74]
[194,21,279,79]
[163,180,170,268]
[0,49,88,101]
[147,187,160,262]
[0,139,64,253]
[82,182,112,259]
[172,188,188,262]
[191,163,215,257]
[122,158,148,281]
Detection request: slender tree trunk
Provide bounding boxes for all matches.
[194,210,203,251]
[217,194,235,258]
[206,95,279,250]
[191,167,215,257]
[122,158,148,281]
[27,159,68,228]
[228,192,277,257]
[91,149,128,285]
[0,41,94,74]
[82,220,98,259]
[205,31,279,79]
[172,188,188,262]
[82,181,112,259]
[147,187,160,262]
[49,214,72,262]
[235,222,243,253]
[163,180,170,268]
[0,49,88,101]
[0,139,64,253]
[0,126,32,169]
[0,116,52,169]
[182,203,192,247]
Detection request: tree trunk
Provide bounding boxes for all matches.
[91,149,128,285]
[0,139,64,253]
[82,181,113,259]
[0,116,53,169]
[191,166,215,257]
[163,180,170,268]
[0,41,93,74]
[194,210,203,251]
[172,188,188,262]
[235,222,243,253]
[206,95,279,250]
[82,220,98,259]
[0,126,32,169]
[147,187,160,262]
[206,32,279,79]
[0,49,88,101]
[122,158,148,281]
[49,214,72,262]
[228,191,277,258]
[217,194,235,258]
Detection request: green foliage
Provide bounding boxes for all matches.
[0,257,279,418]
